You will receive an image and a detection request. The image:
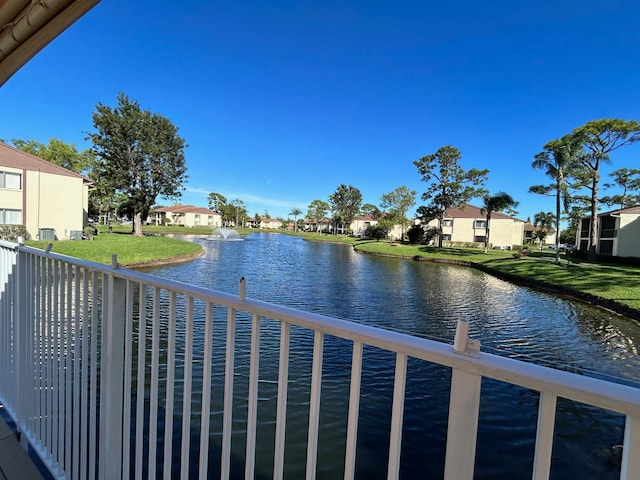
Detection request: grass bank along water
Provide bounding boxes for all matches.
[26,231,203,267]
[350,239,640,320]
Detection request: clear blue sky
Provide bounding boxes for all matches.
[2,0,639,222]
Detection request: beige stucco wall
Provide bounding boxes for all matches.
[24,170,87,239]
[427,216,521,247]
[488,219,517,248]
[616,214,640,257]
[0,166,23,211]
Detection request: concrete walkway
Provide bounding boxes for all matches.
[0,415,46,480]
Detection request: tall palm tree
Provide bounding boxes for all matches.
[289,207,303,232]
[530,137,582,263]
[533,211,555,251]
[480,192,518,253]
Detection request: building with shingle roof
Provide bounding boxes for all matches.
[577,205,640,257]
[0,141,92,240]
[152,205,222,228]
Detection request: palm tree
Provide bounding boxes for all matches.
[533,211,555,250]
[289,207,303,232]
[530,136,582,263]
[480,192,518,253]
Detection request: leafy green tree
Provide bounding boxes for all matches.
[533,211,555,250]
[87,93,188,236]
[414,146,488,247]
[571,119,640,260]
[307,200,329,232]
[601,168,640,209]
[530,136,583,263]
[9,138,95,174]
[208,192,227,213]
[328,184,362,234]
[361,203,382,219]
[226,199,247,227]
[380,186,416,241]
[480,192,518,253]
[289,207,303,232]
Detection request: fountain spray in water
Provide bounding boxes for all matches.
[206,228,243,241]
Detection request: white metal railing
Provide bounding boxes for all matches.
[0,239,639,479]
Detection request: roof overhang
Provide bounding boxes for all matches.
[0,0,100,87]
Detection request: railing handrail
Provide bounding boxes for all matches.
[10,242,639,418]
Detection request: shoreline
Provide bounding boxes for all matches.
[353,247,640,322]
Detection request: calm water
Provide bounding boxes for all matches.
[139,233,640,479]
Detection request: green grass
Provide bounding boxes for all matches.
[27,232,202,267]
[349,239,640,313]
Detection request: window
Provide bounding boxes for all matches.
[0,171,21,189]
[474,220,487,229]
[474,235,486,243]
[600,216,617,238]
[599,239,614,255]
[442,219,453,227]
[580,218,590,238]
[207,215,213,226]
[194,214,200,226]
[0,209,22,224]
[442,234,452,241]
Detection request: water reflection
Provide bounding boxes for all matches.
[139,233,640,479]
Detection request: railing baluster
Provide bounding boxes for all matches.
[273,322,290,480]
[135,284,148,480]
[245,313,261,480]
[163,292,178,480]
[122,280,135,480]
[443,368,482,480]
[306,331,324,480]
[621,415,640,480]
[80,269,90,480]
[180,297,195,479]
[148,287,162,480]
[532,392,557,480]
[53,259,61,470]
[72,264,81,480]
[88,271,99,480]
[34,254,43,442]
[198,302,215,479]
[221,306,237,479]
[387,352,408,480]
[65,263,73,476]
[344,341,363,480]
[98,264,126,480]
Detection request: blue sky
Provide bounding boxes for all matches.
[2,0,640,223]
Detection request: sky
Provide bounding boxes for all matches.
[1,0,640,223]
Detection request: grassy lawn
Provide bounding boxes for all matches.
[27,232,202,267]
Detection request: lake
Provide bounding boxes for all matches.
[139,232,640,479]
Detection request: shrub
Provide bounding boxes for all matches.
[363,224,389,241]
[0,224,30,242]
[407,225,425,244]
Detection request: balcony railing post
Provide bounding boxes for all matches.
[621,415,640,480]
[98,256,126,480]
[444,320,482,480]
[15,244,30,443]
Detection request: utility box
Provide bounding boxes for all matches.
[38,228,55,241]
